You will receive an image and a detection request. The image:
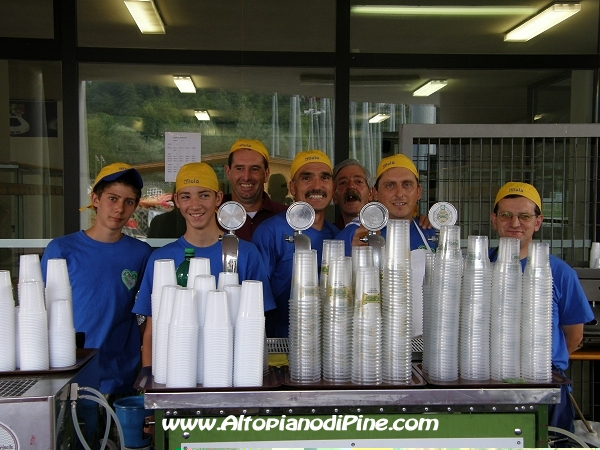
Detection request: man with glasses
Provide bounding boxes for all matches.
[490,181,593,433]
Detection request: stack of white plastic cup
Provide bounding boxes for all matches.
[217,272,239,291]
[192,274,216,385]
[186,257,211,288]
[421,252,435,375]
[233,280,265,387]
[166,287,198,388]
[18,254,43,294]
[153,285,177,384]
[18,280,49,370]
[425,225,463,382]
[320,240,345,301]
[490,237,522,381]
[203,290,233,388]
[352,266,382,385]
[289,249,321,383]
[0,271,16,371]
[151,259,177,375]
[590,242,600,268]
[322,257,353,382]
[381,219,413,384]
[459,236,492,380]
[48,299,76,367]
[521,242,553,382]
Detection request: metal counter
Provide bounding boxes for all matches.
[138,367,561,449]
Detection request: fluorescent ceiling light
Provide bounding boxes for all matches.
[351,5,537,16]
[505,3,581,42]
[413,80,447,97]
[194,110,210,121]
[124,0,165,34]
[369,113,390,124]
[173,76,196,93]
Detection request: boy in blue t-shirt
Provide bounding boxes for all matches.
[42,162,152,394]
[134,162,275,366]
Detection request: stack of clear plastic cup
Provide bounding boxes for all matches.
[352,246,374,281]
[217,272,239,291]
[421,252,435,375]
[459,235,492,380]
[203,290,233,388]
[153,285,177,384]
[590,242,600,268]
[186,257,211,288]
[0,271,16,371]
[18,280,49,371]
[233,280,265,387]
[490,237,522,381]
[425,225,462,382]
[320,240,345,301]
[381,219,413,384]
[44,258,72,303]
[289,249,321,383]
[166,287,198,388]
[521,242,553,382]
[48,299,76,368]
[352,266,382,385]
[192,274,216,385]
[151,259,176,375]
[322,257,353,382]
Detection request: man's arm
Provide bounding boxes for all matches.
[562,323,584,355]
[141,317,152,367]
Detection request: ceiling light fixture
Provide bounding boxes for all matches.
[413,80,447,97]
[194,110,210,121]
[369,113,390,124]
[124,0,165,34]
[505,3,581,42]
[351,5,537,16]
[173,76,196,93]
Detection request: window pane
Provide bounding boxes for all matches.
[0,0,54,39]
[79,64,335,235]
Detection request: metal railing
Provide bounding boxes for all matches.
[399,124,600,264]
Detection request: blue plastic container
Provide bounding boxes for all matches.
[113,396,152,448]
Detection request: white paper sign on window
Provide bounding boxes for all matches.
[164,132,201,182]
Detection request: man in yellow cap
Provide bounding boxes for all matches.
[335,153,436,337]
[223,138,287,241]
[252,150,339,337]
[490,181,593,433]
[42,162,153,394]
[134,162,276,365]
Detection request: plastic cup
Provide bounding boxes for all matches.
[497,237,520,263]
[170,287,198,326]
[18,280,46,312]
[193,274,216,326]
[223,284,242,323]
[19,254,43,283]
[205,290,232,328]
[45,258,71,290]
[48,299,74,331]
[590,242,600,268]
[152,259,176,295]
[186,258,211,288]
[217,272,239,291]
[0,270,12,289]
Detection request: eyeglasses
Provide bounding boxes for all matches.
[496,211,538,222]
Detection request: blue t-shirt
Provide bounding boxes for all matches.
[133,236,275,317]
[489,249,594,370]
[41,231,152,394]
[252,211,340,338]
[335,218,437,256]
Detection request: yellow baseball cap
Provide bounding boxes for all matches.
[175,162,219,193]
[290,150,333,179]
[376,154,419,181]
[80,162,143,211]
[494,181,542,212]
[229,139,270,163]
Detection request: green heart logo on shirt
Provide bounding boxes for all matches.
[122,269,138,290]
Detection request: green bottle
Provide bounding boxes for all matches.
[176,248,195,287]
